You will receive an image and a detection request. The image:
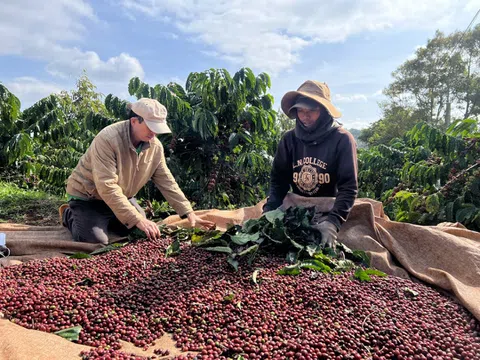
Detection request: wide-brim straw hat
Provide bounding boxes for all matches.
[281,80,342,119]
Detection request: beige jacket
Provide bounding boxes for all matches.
[66,120,193,228]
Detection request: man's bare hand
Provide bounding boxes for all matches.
[187,212,216,230]
[136,219,161,240]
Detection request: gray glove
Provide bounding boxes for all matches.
[312,220,338,249]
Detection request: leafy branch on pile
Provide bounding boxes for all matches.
[67,207,386,282]
[169,206,386,282]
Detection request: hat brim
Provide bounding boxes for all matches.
[289,101,318,112]
[145,120,171,134]
[281,91,342,119]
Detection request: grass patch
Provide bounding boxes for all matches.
[0,182,65,225]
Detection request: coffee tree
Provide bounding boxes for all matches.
[105,68,280,210]
[0,84,23,170]
[358,119,480,231]
[1,74,112,194]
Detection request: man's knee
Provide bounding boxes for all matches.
[71,226,109,245]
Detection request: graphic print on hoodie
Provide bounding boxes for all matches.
[264,114,358,230]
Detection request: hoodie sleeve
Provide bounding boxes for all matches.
[327,132,358,230]
[263,133,293,213]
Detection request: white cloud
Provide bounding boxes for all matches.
[334,94,369,103]
[464,1,479,12]
[0,0,95,56]
[5,77,63,108]
[121,0,467,74]
[0,0,144,90]
[45,47,144,85]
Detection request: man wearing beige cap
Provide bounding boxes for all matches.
[61,98,214,244]
[263,80,358,249]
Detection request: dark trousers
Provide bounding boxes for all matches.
[63,198,146,245]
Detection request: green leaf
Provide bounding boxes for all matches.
[227,257,239,272]
[306,243,320,257]
[445,201,455,222]
[223,293,235,302]
[238,244,259,257]
[264,209,285,224]
[192,108,218,140]
[242,218,261,233]
[290,238,304,251]
[299,259,332,273]
[260,94,273,110]
[203,246,232,254]
[191,230,224,246]
[251,269,260,285]
[277,264,300,276]
[335,260,356,272]
[54,325,82,341]
[68,252,91,259]
[323,247,336,257]
[365,268,387,277]
[128,228,146,241]
[353,268,372,282]
[335,242,353,255]
[354,267,387,282]
[286,251,299,263]
[191,234,204,242]
[456,205,477,223]
[263,220,286,243]
[228,132,240,150]
[312,252,336,267]
[404,287,419,297]
[165,239,181,257]
[90,242,127,255]
[230,232,259,245]
[426,194,440,213]
[351,250,370,267]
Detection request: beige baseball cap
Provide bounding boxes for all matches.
[129,98,171,134]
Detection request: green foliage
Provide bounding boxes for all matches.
[165,239,181,257]
[1,72,113,195]
[106,67,280,210]
[0,181,64,224]
[353,268,387,282]
[359,105,420,147]
[0,84,23,167]
[359,119,480,231]
[362,25,480,146]
[54,326,82,341]
[385,26,480,127]
[190,206,373,278]
[89,242,128,255]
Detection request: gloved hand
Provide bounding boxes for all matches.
[312,220,338,249]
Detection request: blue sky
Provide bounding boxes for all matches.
[0,0,477,129]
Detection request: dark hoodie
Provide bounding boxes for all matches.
[263,111,358,230]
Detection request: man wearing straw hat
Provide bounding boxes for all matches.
[263,80,358,249]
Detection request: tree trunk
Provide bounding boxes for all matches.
[464,60,472,119]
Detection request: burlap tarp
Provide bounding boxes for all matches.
[0,319,195,360]
[0,195,479,359]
